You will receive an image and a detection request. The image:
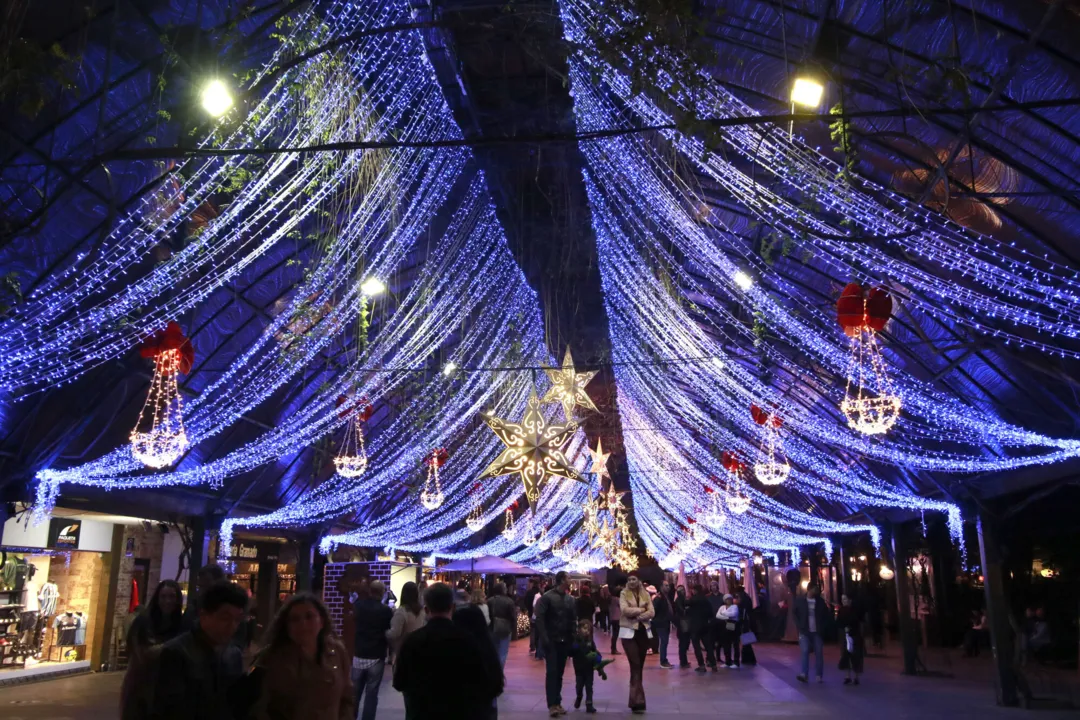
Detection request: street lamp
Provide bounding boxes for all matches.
[200,79,234,117]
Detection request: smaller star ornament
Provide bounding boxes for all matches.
[542,348,598,420]
[588,439,611,478]
[480,390,584,511]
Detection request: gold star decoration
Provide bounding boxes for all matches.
[542,348,598,421]
[604,485,627,515]
[591,516,618,552]
[480,390,584,511]
[588,438,611,478]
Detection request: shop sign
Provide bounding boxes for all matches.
[48,519,82,549]
[228,543,259,559]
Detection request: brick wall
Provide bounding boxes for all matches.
[322,561,394,639]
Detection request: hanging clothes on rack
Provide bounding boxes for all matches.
[73,612,87,645]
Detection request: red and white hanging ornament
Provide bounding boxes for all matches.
[466,482,485,531]
[131,322,194,468]
[420,448,448,510]
[750,404,790,486]
[703,482,727,528]
[502,502,518,540]
[334,395,372,478]
[721,451,751,515]
[837,283,902,435]
[521,511,539,547]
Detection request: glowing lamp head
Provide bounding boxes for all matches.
[360,278,386,297]
[879,566,895,580]
[733,270,754,290]
[442,361,458,376]
[200,79,234,117]
[790,77,825,109]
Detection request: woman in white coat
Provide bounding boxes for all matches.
[716,594,741,668]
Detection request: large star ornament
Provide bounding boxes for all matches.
[542,348,598,420]
[588,438,611,478]
[480,390,584,511]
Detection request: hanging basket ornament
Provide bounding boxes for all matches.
[750,404,790,486]
[131,322,193,468]
[721,451,751,515]
[466,482,485,531]
[521,511,538,547]
[703,483,727,528]
[837,283,902,435]
[419,448,445,510]
[333,397,371,478]
[502,503,517,540]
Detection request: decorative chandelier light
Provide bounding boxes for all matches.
[703,483,727,528]
[420,448,448,511]
[521,513,538,547]
[552,537,569,560]
[465,482,485,531]
[333,396,372,478]
[131,322,194,468]
[751,404,790,486]
[537,526,551,551]
[837,283,902,435]
[501,503,517,540]
[722,450,751,515]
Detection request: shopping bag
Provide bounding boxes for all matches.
[739,630,757,645]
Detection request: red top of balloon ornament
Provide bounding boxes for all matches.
[750,404,783,428]
[336,395,373,421]
[836,283,892,337]
[721,450,746,473]
[140,321,194,374]
[425,448,450,468]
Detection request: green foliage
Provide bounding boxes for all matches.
[829,103,858,184]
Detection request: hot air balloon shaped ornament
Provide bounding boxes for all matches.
[721,451,751,515]
[131,322,195,468]
[334,396,373,478]
[466,482,485,531]
[837,283,902,435]
[420,448,449,510]
[502,502,518,540]
[751,404,790,486]
[704,481,727,528]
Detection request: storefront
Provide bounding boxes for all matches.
[0,507,170,684]
[215,537,296,638]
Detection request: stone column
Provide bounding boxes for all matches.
[889,521,919,675]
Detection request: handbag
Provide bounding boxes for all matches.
[739,630,757,645]
[725,622,736,632]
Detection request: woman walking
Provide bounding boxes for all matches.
[716,594,741,668]
[387,581,425,664]
[596,586,611,632]
[837,593,865,685]
[619,573,655,714]
[120,580,185,720]
[472,587,491,625]
[252,593,353,720]
[609,584,623,655]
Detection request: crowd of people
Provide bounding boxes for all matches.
[119,565,870,720]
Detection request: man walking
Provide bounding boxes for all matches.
[794,582,830,683]
[353,579,394,720]
[393,583,502,719]
[488,581,517,668]
[153,581,247,720]
[535,571,577,717]
[651,580,675,668]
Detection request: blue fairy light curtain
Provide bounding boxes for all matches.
[13,0,1080,566]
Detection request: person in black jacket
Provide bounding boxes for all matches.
[393,583,501,720]
[651,581,675,669]
[353,579,394,720]
[575,583,596,626]
[151,581,246,720]
[454,603,506,720]
[524,579,541,655]
[534,571,577,716]
[688,584,716,673]
[794,583,830,683]
[673,585,691,668]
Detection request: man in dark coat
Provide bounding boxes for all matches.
[152,581,247,720]
[393,583,501,719]
[651,580,675,668]
[794,582,831,683]
[353,579,394,720]
[534,571,577,716]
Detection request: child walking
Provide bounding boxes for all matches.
[572,619,614,713]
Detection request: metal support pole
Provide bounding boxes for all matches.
[977,514,1020,706]
[188,515,206,589]
[836,536,848,598]
[889,522,919,675]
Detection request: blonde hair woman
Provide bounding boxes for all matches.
[618,572,655,714]
[471,587,490,625]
